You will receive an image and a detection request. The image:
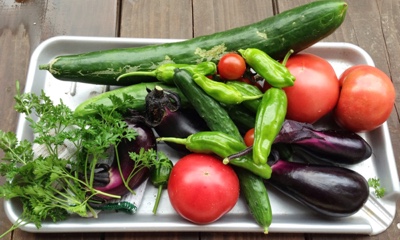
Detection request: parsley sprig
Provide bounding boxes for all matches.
[0,82,154,236]
[368,177,386,198]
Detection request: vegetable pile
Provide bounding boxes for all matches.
[1,0,395,236]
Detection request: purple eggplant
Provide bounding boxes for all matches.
[267,159,370,217]
[93,120,155,200]
[144,86,209,153]
[274,120,372,165]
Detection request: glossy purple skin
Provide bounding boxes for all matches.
[274,119,372,164]
[95,121,156,199]
[268,160,370,217]
[154,108,209,153]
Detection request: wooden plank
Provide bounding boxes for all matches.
[192,0,275,36]
[0,0,119,239]
[276,0,400,240]
[119,0,193,39]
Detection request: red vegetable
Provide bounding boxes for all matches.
[283,53,339,123]
[334,65,396,132]
[217,53,247,80]
[168,153,240,224]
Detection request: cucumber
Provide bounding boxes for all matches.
[73,82,189,118]
[172,69,243,142]
[39,0,347,85]
[236,168,272,234]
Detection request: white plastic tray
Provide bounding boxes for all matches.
[4,36,400,235]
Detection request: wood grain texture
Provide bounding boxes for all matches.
[119,0,193,39]
[192,0,274,37]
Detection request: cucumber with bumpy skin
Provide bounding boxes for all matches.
[39,0,347,85]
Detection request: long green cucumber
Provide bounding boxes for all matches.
[236,168,272,234]
[73,82,189,118]
[39,1,347,85]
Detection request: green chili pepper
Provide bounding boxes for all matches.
[253,87,287,165]
[116,62,217,84]
[158,131,272,179]
[191,72,263,105]
[226,80,263,113]
[238,48,295,88]
[150,154,173,214]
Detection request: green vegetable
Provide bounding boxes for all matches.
[39,0,348,85]
[225,104,256,133]
[239,48,295,88]
[226,81,263,113]
[150,153,173,214]
[236,168,272,234]
[368,177,386,198]
[0,83,159,235]
[172,69,243,141]
[116,62,217,85]
[192,72,262,105]
[73,82,189,118]
[253,88,287,165]
[158,131,271,179]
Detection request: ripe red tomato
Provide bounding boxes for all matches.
[168,153,239,224]
[283,53,340,123]
[244,128,254,147]
[217,53,246,80]
[334,65,396,132]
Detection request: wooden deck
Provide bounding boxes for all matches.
[0,0,399,239]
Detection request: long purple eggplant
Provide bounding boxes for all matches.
[274,120,372,165]
[267,159,370,217]
[93,120,155,200]
[144,86,209,153]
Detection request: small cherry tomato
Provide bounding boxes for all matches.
[334,65,395,132]
[168,153,239,224]
[217,53,246,80]
[283,53,340,123]
[244,128,254,147]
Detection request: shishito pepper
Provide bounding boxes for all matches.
[226,80,263,113]
[157,131,272,179]
[150,155,173,214]
[116,62,217,84]
[253,87,287,165]
[238,48,295,88]
[191,72,263,105]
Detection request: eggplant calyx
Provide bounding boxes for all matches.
[144,86,181,127]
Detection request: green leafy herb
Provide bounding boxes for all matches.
[368,177,386,198]
[0,82,159,236]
